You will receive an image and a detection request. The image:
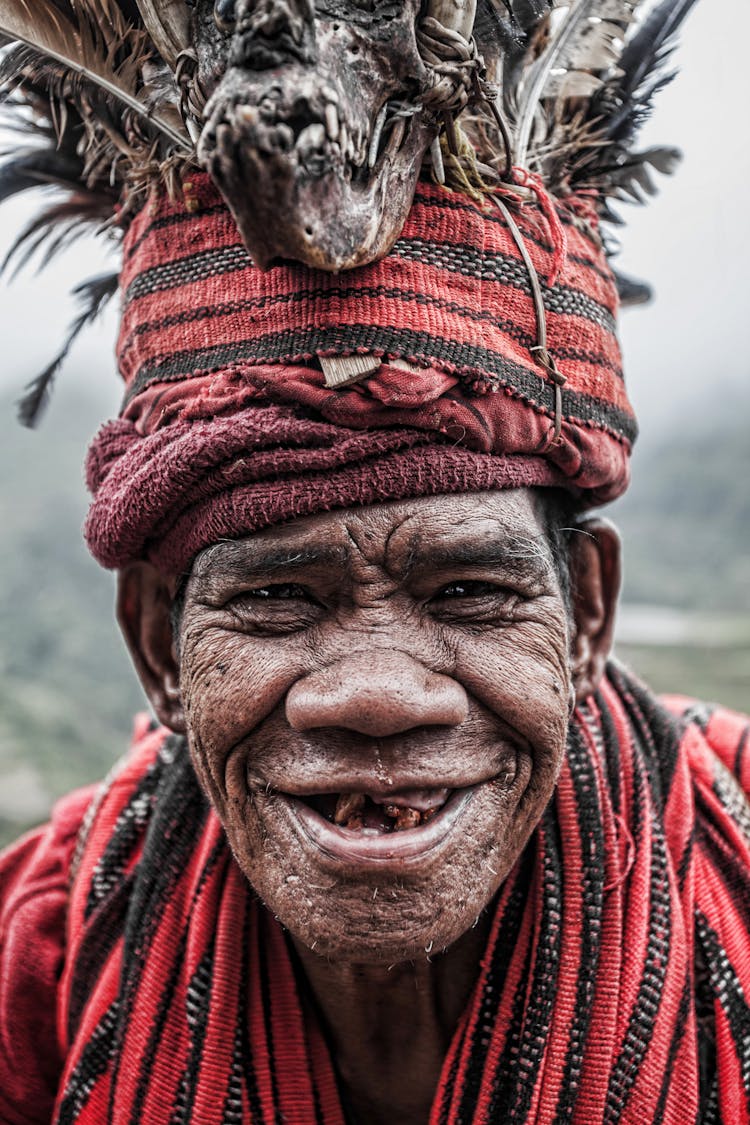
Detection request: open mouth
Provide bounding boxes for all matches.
[301,787,451,835]
[285,785,475,865]
[210,91,417,181]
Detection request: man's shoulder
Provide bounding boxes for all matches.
[0,784,98,1124]
[0,716,168,975]
[0,714,172,890]
[0,717,175,1124]
[0,779,102,931]
[661,693,750,798]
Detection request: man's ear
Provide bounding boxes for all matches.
[117,562,186,733]
[568,518,621,703]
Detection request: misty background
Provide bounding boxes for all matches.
[0,0,748,844]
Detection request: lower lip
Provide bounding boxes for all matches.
[287,788,475,867]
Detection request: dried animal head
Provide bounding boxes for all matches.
[197,0,440,270]
[0,0,698,420]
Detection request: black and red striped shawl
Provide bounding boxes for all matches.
[55,665,750,1124]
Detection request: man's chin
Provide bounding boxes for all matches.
[226,781,525,965]
[268,861,496,965]
[289,906,481,966]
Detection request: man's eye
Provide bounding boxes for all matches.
[234,584,311,601]
[220,583,321,633]
[434,581,508,599]
[223,583,320,614]
[429,580,519,623]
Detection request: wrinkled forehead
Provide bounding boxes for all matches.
[188,490,554,587]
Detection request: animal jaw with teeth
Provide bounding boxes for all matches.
[197,0,436,271]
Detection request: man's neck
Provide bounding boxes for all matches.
[292,919,491,1125]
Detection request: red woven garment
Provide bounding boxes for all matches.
[40,668,750,1123]
[85,175,634,574]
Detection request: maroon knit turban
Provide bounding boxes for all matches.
[84,173,634,575]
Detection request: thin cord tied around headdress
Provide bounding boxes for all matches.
[492,181,569,445]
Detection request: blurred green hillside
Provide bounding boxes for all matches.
[0,388,144,846]
[611,409,750,715]
[614,419,750,613]
[0,386,748,847]
[612,409,750,714]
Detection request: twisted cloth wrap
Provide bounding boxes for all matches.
[3,669,738,1123]
[84,175,633,575]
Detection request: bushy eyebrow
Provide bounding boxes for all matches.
[402,534,555,581]
[191,543,347,594]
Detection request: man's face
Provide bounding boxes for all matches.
[175,490,574,963]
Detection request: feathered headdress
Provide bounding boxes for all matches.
[0,0,695,424]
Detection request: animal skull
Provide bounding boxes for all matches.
[195,0,476,271]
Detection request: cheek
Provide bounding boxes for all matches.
[452,613,571,758]
[179,628,301,793]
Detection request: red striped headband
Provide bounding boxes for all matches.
[85,174,634,574]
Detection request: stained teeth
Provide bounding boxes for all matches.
[334,792,365,825]
[329,791,449,833]
[384,806,422,832]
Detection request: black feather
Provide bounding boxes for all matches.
[559,0,698,218]
[2,196,113,279]
[474,0,556,74]
[0,27,161,427]
[614,270,653,307]
[16,272,119,427]
[0,148,87,205]
[618,0,700,101]
[474,0,521,59]
[595,0,699,152]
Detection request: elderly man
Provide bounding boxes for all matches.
[0,169,749,1124]
[1,0,750,1122]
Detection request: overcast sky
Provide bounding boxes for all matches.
[0,0,748,444]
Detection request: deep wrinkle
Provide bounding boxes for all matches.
[191,522,556,613]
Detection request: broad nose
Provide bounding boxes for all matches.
[286,651,469,737]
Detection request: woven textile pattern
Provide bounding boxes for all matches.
[53,665,750,1124]
[115,180,626,423]
[84,177,634,573]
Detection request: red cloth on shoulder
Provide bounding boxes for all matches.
[0,786,95,1125]
[1,693,749,1123]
